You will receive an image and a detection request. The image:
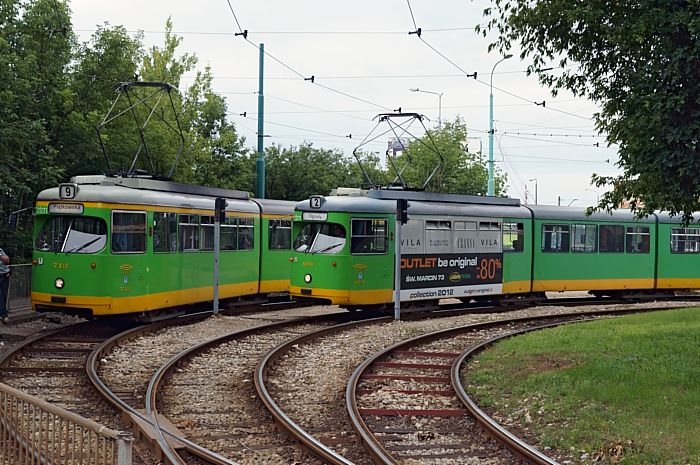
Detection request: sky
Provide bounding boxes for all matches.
[69,0,620,207]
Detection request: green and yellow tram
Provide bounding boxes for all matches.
[32,175,294,317]
[289,189,699,310]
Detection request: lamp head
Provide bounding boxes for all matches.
[410,88,419,92]
[504,54,513,59]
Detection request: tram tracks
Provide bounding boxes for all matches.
[345,305,692,465]
[2,299,696,465]
[148,314,362,464]
[345,314,585,465]
[0,320,139,428]
[88,307,360,464]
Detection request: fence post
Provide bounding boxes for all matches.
[116,431,134,465]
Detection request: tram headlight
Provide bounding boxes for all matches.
[54,278,65,289]
[304,274,312,284]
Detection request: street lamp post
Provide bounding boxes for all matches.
[529,178,538,205]
[410,88,443,128]
[488,54,513,196]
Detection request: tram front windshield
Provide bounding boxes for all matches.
[35,216,107,254]
[294,223,346,254]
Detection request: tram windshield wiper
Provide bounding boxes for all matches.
[65,237,102,254]
[311,242,343,254]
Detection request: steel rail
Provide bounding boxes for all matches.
[0,320,100,367]
[449,303,700,465]
[346,305,690,464]
[86,311,223,465]
[345,312,591,464]
[450,322,568,465]
[255,316,391,465]
[144,312,357,465]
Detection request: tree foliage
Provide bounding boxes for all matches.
[0,0,73,255]
[479,1,700,222]
[0,2,508,261]
[264,143,360,200]
[396,118,506,195]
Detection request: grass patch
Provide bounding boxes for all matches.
[466,307,700,464]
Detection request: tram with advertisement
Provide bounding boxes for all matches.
[31,175,295,317]
[289,188,700,310]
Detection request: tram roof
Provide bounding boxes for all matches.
[295,191,531,219]
[253,198,296,216]
[528,205,657,223]
[38,176,258,213]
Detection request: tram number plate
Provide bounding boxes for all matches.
[309,196,323,209]
[59,183,79,200]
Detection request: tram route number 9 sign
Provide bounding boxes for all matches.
[399,253,503,301]
[59,183,79,200]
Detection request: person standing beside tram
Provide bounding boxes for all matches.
[0,247,10,324]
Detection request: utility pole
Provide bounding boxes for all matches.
[529,178,538,205]
[488,54,512,196]
[256,43,265,199]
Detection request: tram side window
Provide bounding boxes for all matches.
[502,222,524,252]
[626,226,650,253]
[112,211,146,253]
[571,224,597,253]
[200,216,215,251]
[238,217,255,250]
[221,217,237,251]
[269,219,292,250]
[153,212,177,253]
[478,221,501,253]
[426,220,452,253]
[454,220,477,252]
[671,227,700,253]
[179,214,200,252]
[599,225,625,253]
[542,224,569,252]
[351,219,388,254]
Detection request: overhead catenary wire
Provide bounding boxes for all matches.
[501,131,605,138]
[223,0,393,112]
[497,135,526,200]
[230,112,354,139]
[75,26,480,36]
[500,133,615,148]
[403,0,593,122]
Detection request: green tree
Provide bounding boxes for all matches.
[264,143,363,200]
[479,1,700,221]
[349,150,391,189]
[181,66,253,191]
[0,0,73,257]
[64,24,144,176]
[394,118,506,195]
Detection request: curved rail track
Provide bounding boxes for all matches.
[145,313,362,465]
[1,297,695,464]
[0,319,140,425]
[256,317,393,465]
[346,305,686,465]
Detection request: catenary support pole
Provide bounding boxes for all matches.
[256,43,266,199]
[394,219,401,321]
[213,216,221,315]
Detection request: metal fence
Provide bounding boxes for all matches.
[7,264,31,312]
[0,383,133,465]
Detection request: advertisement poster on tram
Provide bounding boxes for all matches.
[399,253,503,301]
[398,217,504,301]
